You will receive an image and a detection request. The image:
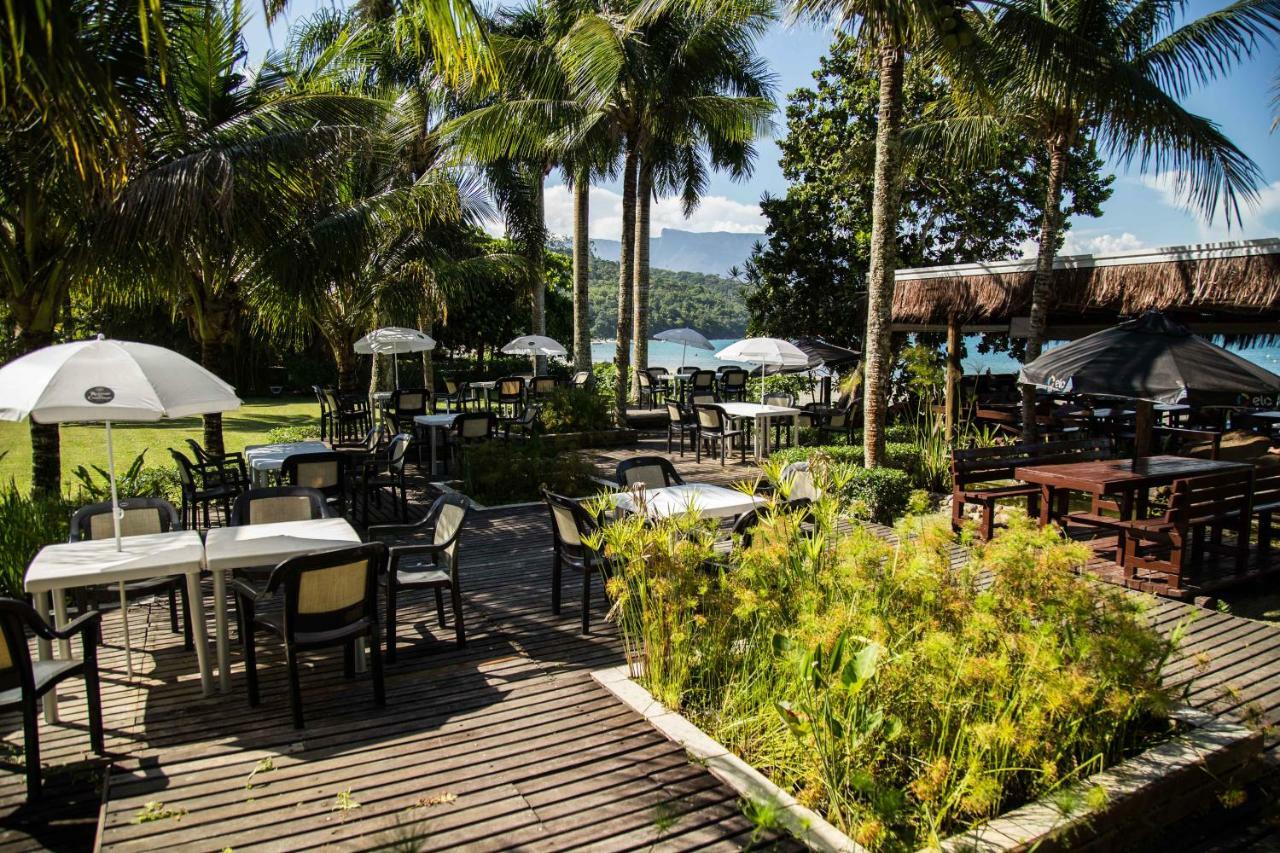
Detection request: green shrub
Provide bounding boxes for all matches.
[539,387,613,433]
[459,439,597,505]
[599,484,1178,850]
[70,450,183,506]
[266,425,321,444]
[0,482,71,597]
[770,445,912,523]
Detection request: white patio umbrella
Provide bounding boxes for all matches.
[501,334,568,357]
[716,337,810,403]
[654,328,714,369]
[354,327,436,390]
[0,336,241,675]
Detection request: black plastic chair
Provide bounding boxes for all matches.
[450,412,496,470]
[354,433,412,524]
[570,371,592,390]
[231,542,387,729]
[616,456,685,488]
[434,378,469,413]
[764,392,797,449]
[529,376,558,403]
[370,494,470,660]
[688,370,718,402]
[313,385,332,442]
[69,498,192,649]
[695,405,747,465]
[495,376,525,418]
[170,449,239,528]
[637,370,662,410]
[231,486,334,526]
[390,388,430,433]
[543,490,611,634]
[281,451,347,515]
[502,404,541,443]
[185,438,251,493]
[719,369,749,402]
[0,599,103,800]
[666,401,698,456]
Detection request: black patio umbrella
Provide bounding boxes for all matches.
[1019,311,1280,453]
[763,337,863,405]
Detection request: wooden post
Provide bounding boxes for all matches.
[1134,399,1154,459]
[945,316,961,439]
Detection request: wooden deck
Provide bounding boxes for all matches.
[2,438,1280,849]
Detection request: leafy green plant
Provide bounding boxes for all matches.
[600,473,1179,849]
[0,481,71,596]
[69,450,184,505]
[771,446,912,523]
[266,425,321,444]
[132,801,187,824]
[459,439,596,505]
[539,387,612,433]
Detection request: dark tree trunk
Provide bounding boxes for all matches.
[529,172,548,376]
[572,170,592,373]
[199,334,227,456]
[21,328,60,498]
[631,161,652,399]
[863,43,906,468]
[333,341,359,395]
[613,139,640,421]
[1021,133,1070,442]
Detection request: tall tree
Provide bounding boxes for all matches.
[0,0,158,495]
[100,1,378,454]
[744,40,1111,344]
[976,0,1278,440]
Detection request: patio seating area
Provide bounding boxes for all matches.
[1,436,1280,849]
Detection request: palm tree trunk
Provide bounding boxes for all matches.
[1021,133,1070,441]
[420,316,435,391]
[18,327,60,498]
[863,43,906,468]
[330,332,359,394]
[572,170,592,373]
[613,139,639,421]
[631,160,652,399]
[199,334,227,456]
[529,172,548,376]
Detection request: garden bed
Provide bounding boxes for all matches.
[592,668,1261,853]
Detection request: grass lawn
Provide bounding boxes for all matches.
[0,396,320,494]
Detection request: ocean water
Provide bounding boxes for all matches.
[592,336,1280,375]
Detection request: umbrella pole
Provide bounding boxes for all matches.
[1134,400,1155,460]
[105,421,134,678]
[760,364,765,404]
[681,342,687,370]
[393,354,399,390]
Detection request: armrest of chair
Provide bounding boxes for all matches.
[228,576,266,604]
[46,610,102,641]
[368,520,430,540]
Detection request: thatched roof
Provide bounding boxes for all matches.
[891,238,1280,332]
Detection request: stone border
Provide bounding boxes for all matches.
[591,667,1262,853]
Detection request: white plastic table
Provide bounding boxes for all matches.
[204,518,362,691]
[610,484,764,520]
[414,413,460,477]
[25,531,211,720]
[716,402,800,460]
[244,440,330,486]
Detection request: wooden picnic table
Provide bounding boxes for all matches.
[1014,455,1252,528]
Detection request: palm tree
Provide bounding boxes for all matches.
[785,0,982,466]
[558,0,774,417]
[976,0,1277,440]
[626,2,776,394]
[98,2,381,454]
[0,0,159,495]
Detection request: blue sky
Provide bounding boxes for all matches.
[246,1,1279,255]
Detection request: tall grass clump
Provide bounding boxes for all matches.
[0,481,71,597]
[595,469,1180,850]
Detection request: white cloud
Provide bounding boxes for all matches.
[1017,231,1146,258]
[540,183,766,240]
[1139,171,1280,242]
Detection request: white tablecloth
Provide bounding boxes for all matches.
[244,440,330,486]
[611,484,763,520]
[713,403,799,459]
[25,531,213,714]
[204,518,362,691]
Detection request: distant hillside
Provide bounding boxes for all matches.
[593,228,764,276]
[587,256,747,339]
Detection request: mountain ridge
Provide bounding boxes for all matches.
[592,227,764,276]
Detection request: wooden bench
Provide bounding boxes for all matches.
[1107,470,1253,596]
[1251,466,1280,565]
[951,438,1113,540]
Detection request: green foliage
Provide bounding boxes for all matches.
[587,255,747,339]
[266,426,321,445]
[539,387,612,433]
[459,439,596,505]
[600,479,1177,849]
[743,39,1111,343]
[0,481,71,597]
[771,446,913,523]
[70,451,183,506]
